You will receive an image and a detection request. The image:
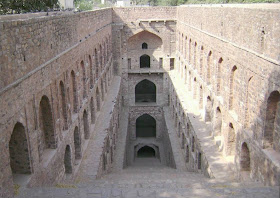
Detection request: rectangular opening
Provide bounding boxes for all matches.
[170,58,175,70]
[159,58,163,68]
[128,58,131,69]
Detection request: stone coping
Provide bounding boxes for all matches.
[180,3,280,10]
[0,8,111,22]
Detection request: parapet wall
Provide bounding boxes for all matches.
[0,8,114,198]
[1,4,280,198]
[0,8,112,90]
[175,4,280,185]
[113,7,176,23]
[177,4,280,62]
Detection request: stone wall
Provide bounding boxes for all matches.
[112,7,177,77]
[0,9,115,198]
[175,4,280,185]
[1,4,280,198]
[125,106,175,167]
[0,9,112,89]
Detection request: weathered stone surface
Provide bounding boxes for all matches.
[0,4,279,198]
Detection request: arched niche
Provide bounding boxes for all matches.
[140,54,150,68]
[137,146,155,158]
[136,114,156,138]
[64,145,72,174]
[9,122,31,176]
[240,142,250,171]
[127,30,163,51]
[142,42,148,49]
[135,79,156,103]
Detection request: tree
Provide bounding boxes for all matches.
[0,0,60,15]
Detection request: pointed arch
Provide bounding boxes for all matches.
[186,145,189,163]
[198,152,202,169]
[207,51,212,85]
[193,78,197,99]
[90,97,95,124]
[81,60,86,99]
[71,71,78,113]
[60,81,68,130]
[217,58,223,95]
[188,71,192,91]
[99,44,103,70]
[264,90,280,149]
[192,136,195,152]
[9,122,31,175]
[229,66,237,110]
[64,145,72,174]
[178,122,181,137]
[83,110,89,139]
[228,123,236,155]
[74,126,82,160]
[205,96,212,122]
[39,95,56,152]
[181,133,186,149]
[103,41,107,65]
[106,37,109,61]
[200,46,204,75]
[199,86,203,109]
[241,142,250,171]
[101,80,104,101]
[128,30,162,51]
[213,107,222,137]
[135,79,156,103]
[96,87,100,111]
[89,55,93,89]
[194,42,197,68]
[142,42,148,49]
[245,76,253,128]
[95,48,99,79]
[136,114,156,137]
[103,41,106,67]
[140,54,150,68]
[137,146,156,158]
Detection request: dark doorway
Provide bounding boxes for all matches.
[137,146,156,158]
[9,123,31,175]
[136,114,156,137]
[241,142,250,171]
[135,79,156,103]
[142,43,148,49]
[64,145,72,174]
[140,54,150,68]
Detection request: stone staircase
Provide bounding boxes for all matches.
[112,106,129,172]
[17,163,279,198]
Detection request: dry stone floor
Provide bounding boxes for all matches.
[16,157,279,198]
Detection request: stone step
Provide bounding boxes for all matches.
[112,106,129,172]
[16,164,278,198]
[17,179,279,198]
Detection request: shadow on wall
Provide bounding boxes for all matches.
[164,38,280,185]
[238,66,280,186]
[126,30,163,70]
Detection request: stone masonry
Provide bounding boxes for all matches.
[0,4,280,198]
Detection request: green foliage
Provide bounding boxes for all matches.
[75,0,93,11]
[0,0,60,15]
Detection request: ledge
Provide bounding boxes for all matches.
[128,69,166,74]
[76,76,121,180]
[168,70,236,181]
